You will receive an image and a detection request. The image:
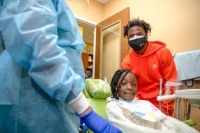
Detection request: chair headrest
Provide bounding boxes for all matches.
[84,79,112,99]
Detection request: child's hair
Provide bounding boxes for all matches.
[123,18,152,38]
[110,69,130,100]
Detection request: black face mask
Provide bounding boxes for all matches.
[128,36,147,51]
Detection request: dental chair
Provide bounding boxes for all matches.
[83,79,112,133]
[173,49,200,126]
[157,50,200,128]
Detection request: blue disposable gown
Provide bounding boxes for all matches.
[0,0,86,132]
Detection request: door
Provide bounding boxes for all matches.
[94,7,130,82]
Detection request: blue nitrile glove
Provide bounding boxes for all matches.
[78,108,122,133]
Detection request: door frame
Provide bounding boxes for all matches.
[76,16,97,78]
[95,7,130,79]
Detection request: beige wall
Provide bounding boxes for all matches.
[104,0,200,54]
[66,0,200,55]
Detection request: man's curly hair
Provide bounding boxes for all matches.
[123,18,152,38]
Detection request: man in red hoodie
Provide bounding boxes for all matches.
[121,18,177,116]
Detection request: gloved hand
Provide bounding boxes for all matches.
[80,120,88,132]
[78,108,122,133]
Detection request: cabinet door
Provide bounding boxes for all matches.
[81,52,89,70]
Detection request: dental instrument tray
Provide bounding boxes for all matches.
[175,89,200,99]
[175,89,200,107]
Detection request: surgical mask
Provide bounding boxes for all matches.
[128,35,147,51]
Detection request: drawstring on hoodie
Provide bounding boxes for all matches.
[145,58,148,74]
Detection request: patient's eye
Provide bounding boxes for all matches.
[121,82,127,86]
[132,83,137,87]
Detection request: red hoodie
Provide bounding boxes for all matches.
[121,41,177,116]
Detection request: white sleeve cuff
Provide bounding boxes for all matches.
[69,92,90,114]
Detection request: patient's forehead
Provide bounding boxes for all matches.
[118,72,136,83]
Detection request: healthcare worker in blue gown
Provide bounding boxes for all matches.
[0,0,121,133]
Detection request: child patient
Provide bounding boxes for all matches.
[106,69,199,133]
